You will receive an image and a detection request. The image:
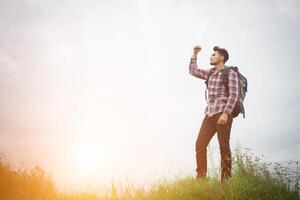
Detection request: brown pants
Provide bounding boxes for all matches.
[195,112,233,182]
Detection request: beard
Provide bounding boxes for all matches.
[210,60,221,66]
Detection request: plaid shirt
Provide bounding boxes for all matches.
[189,58,239,117]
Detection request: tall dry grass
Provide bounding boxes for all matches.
[0,148,299,200]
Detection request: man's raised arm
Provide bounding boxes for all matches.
[189,45,210,80]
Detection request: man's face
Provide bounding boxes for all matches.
[210,51,224,65]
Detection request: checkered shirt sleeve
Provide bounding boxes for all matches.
[189,58,210,80]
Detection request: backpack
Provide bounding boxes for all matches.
[205,66,248,118]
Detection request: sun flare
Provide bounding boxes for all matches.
[77,146,99,174]
[70,144,104,179]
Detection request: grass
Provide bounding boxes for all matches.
[0,148,299,200]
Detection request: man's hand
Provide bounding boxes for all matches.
[193,45,202,54]
[218,113,229,125]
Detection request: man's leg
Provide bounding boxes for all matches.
[195,115,217,178]
[216,113,233,182]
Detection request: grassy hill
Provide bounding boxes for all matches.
[0,148,299,200]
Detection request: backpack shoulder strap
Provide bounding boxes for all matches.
[205,68,214,88]
[222,67,230,95]
[223,66,240,94]
[204,68,214,101]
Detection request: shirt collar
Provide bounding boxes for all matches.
[212,66,226,74]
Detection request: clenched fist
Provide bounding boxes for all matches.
[193,45,202,54]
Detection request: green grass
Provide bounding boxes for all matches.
[0,148,299,200]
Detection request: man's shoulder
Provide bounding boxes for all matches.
[225,65,238,71]
[222,66,238,81]
[225,66,238,75]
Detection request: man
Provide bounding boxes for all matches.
[189,45,239,182]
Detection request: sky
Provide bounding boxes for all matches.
[0,0,299,192]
